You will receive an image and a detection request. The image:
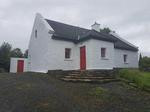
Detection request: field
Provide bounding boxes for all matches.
[0,72,149,112]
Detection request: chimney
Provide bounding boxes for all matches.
[91,22,100,32]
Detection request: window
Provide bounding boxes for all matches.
[35,30,37,38]
[65,48,71,59]
[101,48,106,58]
[123,54,128,63]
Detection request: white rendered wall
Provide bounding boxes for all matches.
[28,13,78,72]
[80,39,114,69]
[28,13,54,72]
[114,49,138,68]
[75,39,95,70]
[45,38,113,71]
[46,39,77,71]
[10,58,28,73]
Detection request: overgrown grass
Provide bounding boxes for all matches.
[118,69,150,90]
[89,87,108,98]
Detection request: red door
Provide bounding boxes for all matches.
[17,60,24,72]
[80,46,86,70]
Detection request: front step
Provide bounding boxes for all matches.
[68,70,116,77]
[61,78,120,83]
[61,70,118,83]
[71,71,81,74]
[69,73,81,76]
[64,76,114,79]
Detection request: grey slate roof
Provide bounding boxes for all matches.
[45,19,138,51]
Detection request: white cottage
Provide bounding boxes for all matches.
[27,13,138,73]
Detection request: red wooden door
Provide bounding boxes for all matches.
[80,46,86,70]
[17,60,24,72]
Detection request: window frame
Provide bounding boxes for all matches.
[65,48,71,59]
[123,54,128,63]
[101,47,106,58]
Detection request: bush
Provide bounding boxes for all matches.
[139,56,150,72]
[118,69,150,90]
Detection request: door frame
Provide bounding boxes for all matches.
[17,60,24,72]
[80,46,86,70]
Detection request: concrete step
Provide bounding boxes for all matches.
[68,74,112,77]
[64,76,114,79]
[68,70,115,78]
[61,78,120,83]
[69,73,81,76]
[71,71,81,74]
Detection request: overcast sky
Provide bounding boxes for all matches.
[0,0,150,56]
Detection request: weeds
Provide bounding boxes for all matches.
[118,69,150,91]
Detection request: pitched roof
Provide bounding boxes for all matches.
[45,19,88,41]
[45,19,138,51]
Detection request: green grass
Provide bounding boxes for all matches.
[89,87,108,96]
[118,69,150,90]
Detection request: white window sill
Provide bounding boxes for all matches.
[101,57,109,60]
[124,62,129,64]
[64,59,73,61]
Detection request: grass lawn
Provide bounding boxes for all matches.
[0,72,149,112]
[119,69,150,91]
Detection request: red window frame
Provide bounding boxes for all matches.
[65,48,71,59]
[101,48,106,58]
[123,54,127,63]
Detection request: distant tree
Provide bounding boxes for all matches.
[139,53,142,69]
[100,27,112,34]
[11,48,23,58]
[140,56,150,71]
[24,49,28,58]
[0,42,25,72]
[0,42,12,71]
